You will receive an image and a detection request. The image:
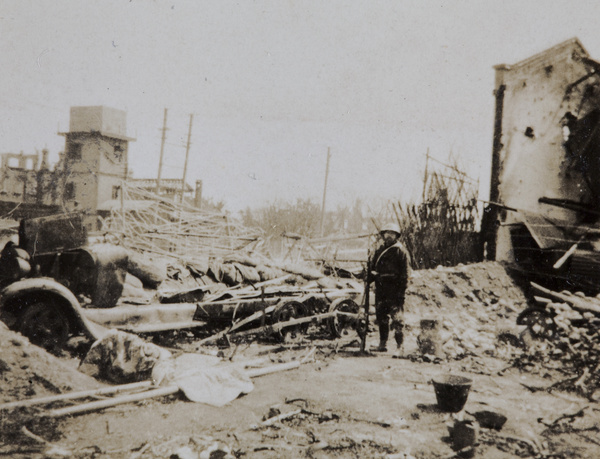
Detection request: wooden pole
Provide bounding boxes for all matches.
[156,108,168,195]
[47,386,179,418]
[120,179,126,233]
[245,361,301,378]
[181,114,194,204]
[320,147,331,237]
[422,148,429,202]
[0,381,154,410]
[360,263,370,353]
[531,282,600,314]
[227,310,357,339]
[46,360,304,417]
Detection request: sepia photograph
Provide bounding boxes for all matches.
[1,1,600,457]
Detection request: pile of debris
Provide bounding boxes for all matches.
[0,323,100,405]
[0,322,102,450]
[403,261,528,360]
[511,283,600,401]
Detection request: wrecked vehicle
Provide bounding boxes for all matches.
[0,213,362,352]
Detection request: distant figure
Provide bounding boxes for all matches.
[368,222,411,356]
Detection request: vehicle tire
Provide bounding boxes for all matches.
[272,301,309,343]
[18,297,70,353]
[516,307,556,339]
[328,298,360,338]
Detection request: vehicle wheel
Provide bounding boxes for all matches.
[272,301,309,343]
[328,298,360,338]
[18,298,70,353]
[517,308,556,339]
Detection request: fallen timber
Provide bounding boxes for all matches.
[208,310,359,343]
[43,359,307,418]
[530,282,600,315]
[0,381,154,411]
[82,284,361,341]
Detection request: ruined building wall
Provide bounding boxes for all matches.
[61,134,128,212]
[490,39,600,261]
[0,106,131,221]
[60,106,131,213]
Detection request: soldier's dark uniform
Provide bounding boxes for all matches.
[369,236,411,350]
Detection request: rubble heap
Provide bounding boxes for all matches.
[404,262,528,359]
[0,323,100,404]
[511,286,600,401]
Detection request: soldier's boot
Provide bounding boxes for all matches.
[393,323,404,359]
[375,321,389,352]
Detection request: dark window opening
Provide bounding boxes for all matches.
[67,142,82,159]
[112,185,120,200]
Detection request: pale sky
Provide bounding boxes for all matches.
[2,1,600,213]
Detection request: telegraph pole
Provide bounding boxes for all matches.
[320,147,331,236]
[156,108,168,194]
[181,114,194,203]
[422,148,430,202]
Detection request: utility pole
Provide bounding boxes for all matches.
[320,147,331,237]
[156,108,168,195]
[422,148,430,202]
[181,114,194,204]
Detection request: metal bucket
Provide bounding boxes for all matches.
[432,374,472,412]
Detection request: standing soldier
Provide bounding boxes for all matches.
[368,222,411,356]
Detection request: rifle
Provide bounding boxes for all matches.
[360,243,373,353]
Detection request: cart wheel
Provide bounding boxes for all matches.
[517,307,556,339]
[19,298,70,353]
[328,298,360,338]
[272,301,309,343]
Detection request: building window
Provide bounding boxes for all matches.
[65,182,76,200]
[112,185,120,200]
[67,142,82,160]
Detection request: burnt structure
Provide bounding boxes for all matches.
[484,38,600,293]
[0,106,134,226]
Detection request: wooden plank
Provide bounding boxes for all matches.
[0,381,154,410]
[46,359,304,417]
[245,361,301,378]
[197,305,277,345]
[46,386,179,418]
[530,282,600,314]
[122,321,206,333]
[228,311,358,339]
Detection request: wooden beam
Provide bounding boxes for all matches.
[531,282,600,314]
[0,381,153,410]
[45,359,306,418]
[228,311,358,339]
[245,361,300,378]
[46,386,179,418]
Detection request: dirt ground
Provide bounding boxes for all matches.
[2,262,600,458]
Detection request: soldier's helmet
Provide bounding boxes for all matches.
[380,222,400,235]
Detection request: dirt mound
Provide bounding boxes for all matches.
[404,261,528,358]
[0,323,101,404]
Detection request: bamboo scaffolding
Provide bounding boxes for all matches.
[100,183,263,262]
